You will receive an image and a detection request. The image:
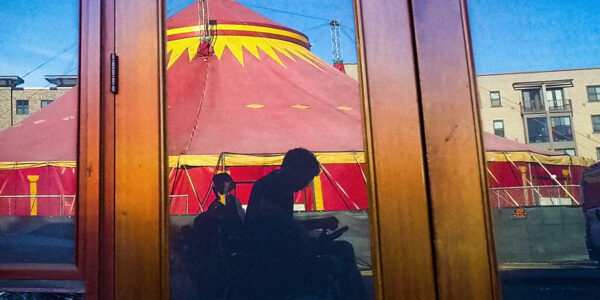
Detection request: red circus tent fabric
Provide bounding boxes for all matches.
[483,132,594,207]
[0,0,368,215]
[165,0,366,213]
[2,1,595,215]
[0,88,78,216]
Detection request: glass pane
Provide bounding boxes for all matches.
[526,117,549,143]
[166,0,373,299]
[593,116,600,132]
[469,0,600,298]
[0,1,79,264]
[555,89,563,100]
[551,116,573,142]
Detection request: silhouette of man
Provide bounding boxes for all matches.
[241,148,367,299]
[245,147,337,230]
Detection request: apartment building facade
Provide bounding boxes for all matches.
[0,75,76,131]
[478,67,600,160]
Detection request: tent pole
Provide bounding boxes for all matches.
[486,168,520,206]
[353,152,367,183]
[183,165,205,212]
[168,166,176,180]
[503,153,544,204]
[69,196,75,215]
[530,154,579,205]
[320,164,359,209]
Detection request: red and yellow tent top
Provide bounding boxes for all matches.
[483,132,594,167]
[5,1,592,171]
[0,87,77,170]
[0,0,365,170]
[166,0,363,165]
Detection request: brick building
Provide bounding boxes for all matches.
[478,67,600,160]
[0,75,76,131]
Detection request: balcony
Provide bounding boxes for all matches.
[521,100,544,114]
[547,99,572,112]
[520,99,572,114]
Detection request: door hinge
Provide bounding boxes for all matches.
[110,53,118,94]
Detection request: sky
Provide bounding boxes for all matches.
[1,0,599,86]
[0,0,79,87]
[467,0,600,74]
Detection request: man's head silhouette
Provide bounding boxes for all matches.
[280,148,320,192]
[212,172,235,197]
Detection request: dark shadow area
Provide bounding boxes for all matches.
[170,149,371,300]
[0,280,84,299]
[500,266,600,299]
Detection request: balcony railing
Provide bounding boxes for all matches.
[547,99,572,112]
[520,99,573,114]
[521,100,544,113]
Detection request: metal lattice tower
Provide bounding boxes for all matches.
[329,20,343,64]
[198,0,211,41]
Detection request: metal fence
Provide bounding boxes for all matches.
[169,194,190,215]
[488,185,581,207]
[0,194,189,216]
[0,195,77,216]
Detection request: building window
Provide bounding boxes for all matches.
[16,100,29,115]
[546,88,564,109]
[493,120,504,137]
[557,148,576,156]
[551,116,573,142]
[587,86,600,102]
[526,117,549,143]
[490,91,501,107]
[597,147,600,161]
[592,115,600,133]
[41,99,53,108]
[522,89,543,112]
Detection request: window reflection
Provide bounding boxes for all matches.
[0,1,78,265]
[469,0,600,297]
[166,1,372,299]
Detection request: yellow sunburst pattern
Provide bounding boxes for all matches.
[166,24,330,69]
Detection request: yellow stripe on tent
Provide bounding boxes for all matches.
[485,152,594,167]
[168,152,366,167]
[1,150,594,170]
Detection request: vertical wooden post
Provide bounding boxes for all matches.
[520,166,530,205]
[113,0,168,299]
[356,0,437,298]
[27,175,39,216]
[410,0,500,298]
[313,175,324,211]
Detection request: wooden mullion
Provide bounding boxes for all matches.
[357,0,437,299]
[112,0,168,299]
[410,0,499,298]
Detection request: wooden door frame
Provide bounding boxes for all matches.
[108,0,500,299]
[109,0,169,299]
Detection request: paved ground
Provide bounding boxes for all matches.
[500,261,600,299]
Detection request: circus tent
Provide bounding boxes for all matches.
[4,1,594,215]
[0,87,77,216]
[483,132,594,207]
[166,0,367,213]
[0,0,368,215]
